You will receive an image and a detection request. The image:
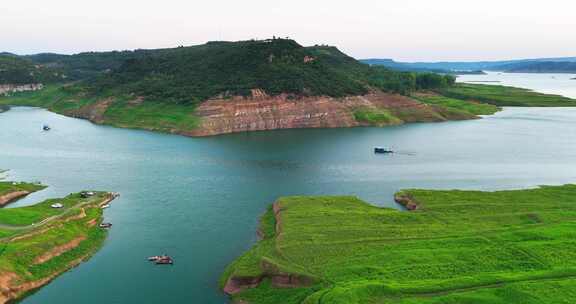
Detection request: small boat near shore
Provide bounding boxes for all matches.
[42,125,51,131]
[99,223,112,229]
[100,204,110,209]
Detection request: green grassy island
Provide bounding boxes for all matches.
[0,182,117,303]
[222,185,576,303]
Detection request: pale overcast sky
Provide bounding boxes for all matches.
[2,0,575,61]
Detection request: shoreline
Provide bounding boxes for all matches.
[1,91,498,137]
[0,192,118,303]
[0,191,31,207]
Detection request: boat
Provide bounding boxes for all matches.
[148,256,163,261]
[374,147,393,154]
[155,256,174,265]
[100,204,110,209]
[42,125,51,131]
[99,223,112,228]
[148,255,174,265]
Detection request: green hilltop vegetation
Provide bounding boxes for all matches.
[1,39,454,102]
[0,55,66,85]
[222,185,576,303]
[0,182,115,302]
[84,39,455,103]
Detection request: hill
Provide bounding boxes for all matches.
[362,57,576,73]
[1,39,575,136]
[84,39,455,103]
[0,55,66,85]
[222,185,576,303]
[495,61,576,73]
[23,49,166,80]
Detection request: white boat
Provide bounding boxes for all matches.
[101,204,110,209]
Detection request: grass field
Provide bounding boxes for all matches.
[439,84,576,107]
[222,185,576,303]
[0,189,114,302]
[0,181,45,197]
[353,107,403,126]
[414,94,501,116]
[0,85,200,133]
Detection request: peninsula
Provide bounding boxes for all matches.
[222,185,576,303]
[2,39,575,137]
[0,181,117,303]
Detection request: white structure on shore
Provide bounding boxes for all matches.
[0,83,44,96]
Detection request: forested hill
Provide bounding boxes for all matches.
[3,39,576,137]
[0,55,66,84]
[2,39,454,102]
[495,61,576,73]
[85,39,454,103]
[23,50,161,80]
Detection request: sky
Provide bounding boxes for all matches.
[2,0,575,61]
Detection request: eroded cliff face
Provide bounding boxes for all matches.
[0,84,44,96]
[186,90,470,136]
[187,94,358,136]
[56,89,478,137]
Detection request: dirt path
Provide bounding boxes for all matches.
[33,236,86,264]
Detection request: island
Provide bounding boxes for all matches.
[0,181,117,303]
[222,185,576,303]
[2,39,575,137]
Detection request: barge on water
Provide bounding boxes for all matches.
[374,147,394,154]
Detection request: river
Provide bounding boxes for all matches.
[1,73,575,303]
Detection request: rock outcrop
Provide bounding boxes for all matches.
[394,192,419,211]
[186,90,461,137]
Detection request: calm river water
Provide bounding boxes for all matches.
[1,73,575,303]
